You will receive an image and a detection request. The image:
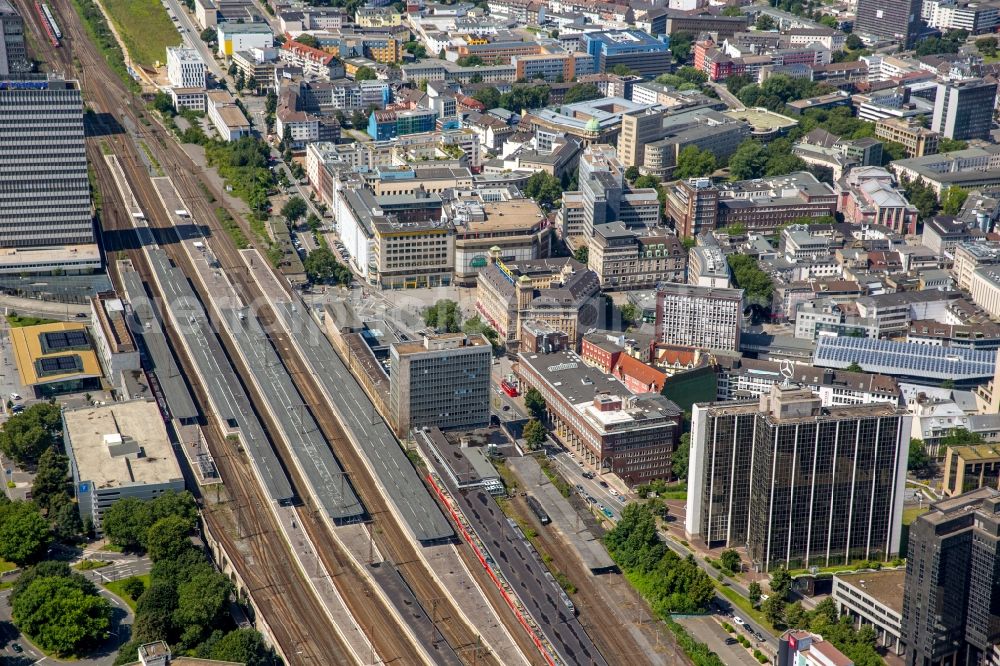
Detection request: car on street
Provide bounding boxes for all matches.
[598,480,609,488]
[733,616,745,626]
[586,495,596,504]
[575,484,584,494]
[582,471,594,479]
[601,507,614,519]
[616,494,627,503]
[75,312,88,318]
[597,503,606,511]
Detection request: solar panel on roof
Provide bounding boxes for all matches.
[42,330,88,351]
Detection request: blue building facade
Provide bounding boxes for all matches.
[581,30,671,78]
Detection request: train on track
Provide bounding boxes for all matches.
[526,495,551,526]
[35,2,60,46]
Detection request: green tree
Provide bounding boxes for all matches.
[0,402,63,466]
[674,145,717,179]
[563,83,602,104]
[756,14,776,30]
[456,55,484,66]
[670,32,694,62]
[728,254,773,307]
[303,247,351,285]
[845,33,863,50]
[209,629,277,666]
[354,66,376,81]
[939,138,969,152]
[102,498,153,551]
[11,561,94,601]
[722,5,743,15]
[134,582,178,644]
[12,576,112,656]
[620,302,640,326]
[523,419,546,450]
[748,580,762,605]
[900,176,940,220]
[265,90,278,116]
[32,446,70,514]
[423,299,462,333]
[624,165,640,182]
[0,501,51,565]
[770,567,793,600]
[672,432,690,480]
[573,246,589,264]
[977,35,998,56]
[726,73,752,95]
[523,171,563,209]
[940,428,986,448]
[784,601,807,628]
[524,387,546,420]
[909,438,932,476]
[845,361,863,373]
[52,495,83,541]
[611,63,637,76]
[728,140,769,180]
[281,196,308,223]
[120,576,146,602]
[941,185,969,215]
[147,515,195,563]
[762,595,786,626]
[293,33,318,48]
[173,569,233,641]
[200,28,216,44]
[719,549,741,574]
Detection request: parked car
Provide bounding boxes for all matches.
[601,507,614,519]
[75,312,88,318]
[733,616,745,626]
[10,393,21,400]
[725,638,738,646]
[11,644,22,653]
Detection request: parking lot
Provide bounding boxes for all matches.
[676,615,763,666]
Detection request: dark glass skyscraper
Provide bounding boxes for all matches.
[686,385,910,571]
[903,487,1000,666]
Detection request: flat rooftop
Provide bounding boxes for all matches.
[10,321,102,387]
[455,198,546,234]
[723,107,798,130]
[64,400,182,491]
[518,350,680,431]
[835,569,906,614]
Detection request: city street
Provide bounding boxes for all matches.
[159,0,223,78]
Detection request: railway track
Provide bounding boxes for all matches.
[15,2,365,663]
[21,2,547,663]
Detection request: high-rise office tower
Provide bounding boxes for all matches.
[388,332,492,437]
[0,76,97,271]
[932,79,998,142]
[686,384,910,571]
[0,1,29,75]
[855,0,922,47]
[902,487,1000,666]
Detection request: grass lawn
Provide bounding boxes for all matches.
[100,0,180,68]
[104,574,151,611]
[0,559,15,574]
[903,506,930,525]
[74,559,111,571]
[6,314,57,327]
[100,543,124,553]
[715,582,770,629]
